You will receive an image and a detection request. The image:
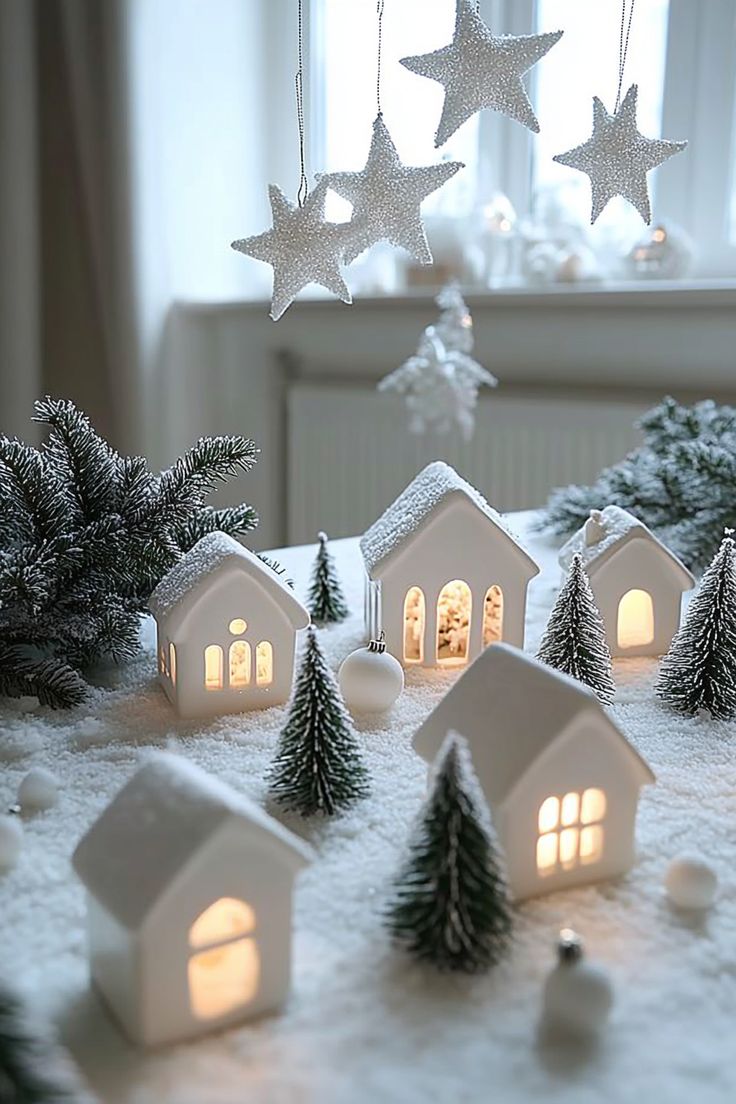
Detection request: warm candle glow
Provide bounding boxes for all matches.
[617,589,654,649]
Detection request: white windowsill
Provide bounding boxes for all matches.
[178,278,736,315]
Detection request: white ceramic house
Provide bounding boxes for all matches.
[559,506,695,658]
[413,643,654,901]
[149,531,310,717]
[359,462,540,670]
[72,754,313,1048]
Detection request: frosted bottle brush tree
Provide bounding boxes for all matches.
[0,398,258,708]
[542,396,736,572]
[656,533,736,720]
[385,731,512,974]
[268,626,370,817]
[537,553,615,704]
[307,531,349,625]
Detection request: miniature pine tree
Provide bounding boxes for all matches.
[307,531,349,625]
[385,731,512,974]
[536,553,615,704]
[656,532,736,719]
[269,626,369,816]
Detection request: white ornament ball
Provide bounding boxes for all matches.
[0,815,23,870]
[338,636,404,713]
[543,931,613,1035]
[665,854,718,910]
[17,767,60,812]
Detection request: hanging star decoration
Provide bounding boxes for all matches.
[378,286,497,440]
[318,115,463,264]
[553,84,687,225]
[400,0,563,147]
[231,179,351,321]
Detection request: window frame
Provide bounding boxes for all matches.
[308,0,736,280]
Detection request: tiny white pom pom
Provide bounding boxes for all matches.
[543,930,613,1036]
[0,816,23,870]
[338,636,404,714]
[17,767,59,812]
[665,854,718,910]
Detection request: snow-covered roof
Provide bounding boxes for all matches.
[149,532,309,634]
[559,506,694,588]
[413,643,654,808]
[360,462,539,577]
[73,754,313,931]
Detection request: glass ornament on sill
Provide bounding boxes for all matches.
[625,220,694,281]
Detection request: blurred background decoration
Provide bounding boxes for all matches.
[1,0,735,550]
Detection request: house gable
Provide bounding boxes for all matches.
[73,755,313,931]
[361,461,539,582]
[589,533,694,594]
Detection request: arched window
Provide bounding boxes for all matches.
[169,642,177,686]
[617,588,654,649]
[403,586,425,663]
[437,580,472,665]
[482,585,504,646]
[256,641,273,686]
[229,641,251,687]
[204,645,223,690]
[536,788,607,876]
[188,898,259,1020]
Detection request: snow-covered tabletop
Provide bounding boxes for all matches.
[1,513,734,1104]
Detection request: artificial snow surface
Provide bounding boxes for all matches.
[1,513,735,1104]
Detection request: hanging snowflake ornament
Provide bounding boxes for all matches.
[379,328,497,441]
[318,115,463,264]
[553,85,687,225]
[400,0,563,147]
[231,181,351,321]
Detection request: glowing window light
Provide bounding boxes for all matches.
[229,618,247,635]
[436,580,472,666]
[537,833,558,873]
[189,898,256,948]
[561,791,580,827]
[482,585,504,646]
[538,796,560,833]
[403,586,425,663]
[580,824,604,864]
[204,645,223,690]
[559,828,579,869]
[256,641,273,686]
[229,641,251,687]
[581,787,606,824]
[169,642,177,686]
[617,589,654,649]
[188,898,258,1021]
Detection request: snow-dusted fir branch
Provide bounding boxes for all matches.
[657,532,736,719]
[0,398,258,707]
[385,731,512,973]
[537,553,615,704]
[541,396,736,572]
[269,626,370,816]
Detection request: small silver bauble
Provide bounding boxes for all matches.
[543,929,613,1035]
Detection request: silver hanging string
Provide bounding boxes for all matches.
[614,0,636,113]
[376,1,385,117]
[296,0,308,207]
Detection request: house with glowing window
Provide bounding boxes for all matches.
[359,462,540,670]
[72,754,313,1047]
[413,643,654,900]
[149,531,310,718]
[559,506,695,658]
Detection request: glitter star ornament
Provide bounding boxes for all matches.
[319,115,463,264]
[553,84,687,225]
[400,0,563,147]
[231,180,351,321]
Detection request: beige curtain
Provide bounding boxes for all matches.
[0,0,140,451]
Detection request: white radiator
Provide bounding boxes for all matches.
[286,384,645,545]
